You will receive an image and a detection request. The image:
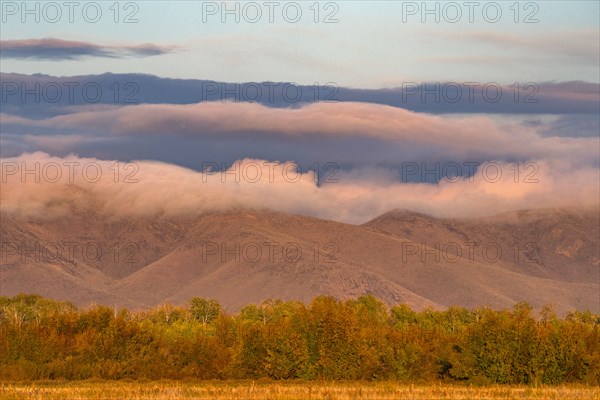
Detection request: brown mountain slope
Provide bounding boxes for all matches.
[0,215,142,308]
[363,207,599,283]
[1,208,598,313]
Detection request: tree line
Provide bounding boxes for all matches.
[1,294,598,384]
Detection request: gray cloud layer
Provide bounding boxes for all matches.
[1,73,598,117]
[0,39,177,60]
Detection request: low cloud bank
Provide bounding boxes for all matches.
[1,153,597,224]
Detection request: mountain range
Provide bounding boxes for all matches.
[1,207,598,313]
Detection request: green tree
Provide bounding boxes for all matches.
[190,298,221,326]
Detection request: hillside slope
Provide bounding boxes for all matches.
[1,208,598,312]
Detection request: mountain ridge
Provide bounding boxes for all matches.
[1,207,598,313]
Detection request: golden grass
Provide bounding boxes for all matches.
[0,381,599,400]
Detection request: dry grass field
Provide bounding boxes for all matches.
[0,381,598,400]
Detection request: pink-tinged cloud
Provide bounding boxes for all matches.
[3,102,598,163]
[1,153,597,224]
